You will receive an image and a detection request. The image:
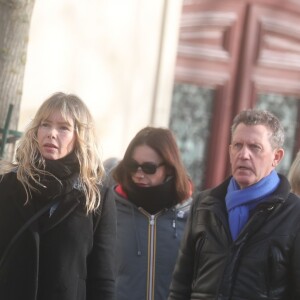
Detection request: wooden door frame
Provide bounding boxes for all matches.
[175,0,300,189]
[232,2,300,171]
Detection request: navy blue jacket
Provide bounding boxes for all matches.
[112,185,191,300]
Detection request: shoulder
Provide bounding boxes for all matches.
[199,177,231,199]
[0,171,18,187]
[175,197,192,219]
[190,178,230,212]
[285,192,300,209]
[192,187,215,208]
[194,188,213,201]
[0,172,24,206]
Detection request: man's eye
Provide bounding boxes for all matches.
[251,145,261,151]
[233,143,242,150]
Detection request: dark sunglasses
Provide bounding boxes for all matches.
[127,161,165,175]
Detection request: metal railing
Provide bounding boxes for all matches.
[0,104,23,158]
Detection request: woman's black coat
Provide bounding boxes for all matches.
[0,172,116,300]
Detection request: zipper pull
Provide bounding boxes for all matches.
[149,215,155,226]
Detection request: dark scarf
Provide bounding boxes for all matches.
[30,152,81,229]
[33,151,80,201]
[225,170,280,241]
[126,177,178,214]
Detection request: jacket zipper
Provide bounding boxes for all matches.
[148,215,155,300]
[139,209,163,300]
[218,204,277,298]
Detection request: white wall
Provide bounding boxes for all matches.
[20,0,182,160]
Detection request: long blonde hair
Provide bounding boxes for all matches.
[288,151,300,196]
[0,92,104,213]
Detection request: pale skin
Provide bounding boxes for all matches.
[131,144,167,187]
[37,111,76,160]
[229,123,284,189]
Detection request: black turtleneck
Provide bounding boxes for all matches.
[126,177,179,214]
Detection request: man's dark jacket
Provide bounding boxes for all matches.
[168,175,300,300]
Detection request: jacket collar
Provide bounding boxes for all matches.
[209,174,290,203]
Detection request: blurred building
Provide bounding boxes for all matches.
[170,0,300,192]
[20,0,300,192]
[20,0,182,160]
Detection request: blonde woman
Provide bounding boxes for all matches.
[0,92,116,300]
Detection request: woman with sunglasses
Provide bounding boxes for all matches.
[111,126,192,300]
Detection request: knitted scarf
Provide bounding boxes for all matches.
[33,151,80,201]
[32,152,81,225]
[225,170,280,241]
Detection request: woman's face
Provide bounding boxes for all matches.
[37,110,76,160]
[130,144,167,187]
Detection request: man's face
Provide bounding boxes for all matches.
[229,123,284,189]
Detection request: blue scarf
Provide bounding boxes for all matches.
[225,170,280,241]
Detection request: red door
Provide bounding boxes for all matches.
[170,0,300,191]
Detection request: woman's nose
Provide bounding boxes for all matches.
[133,167,145,178]
[47,128,56,139]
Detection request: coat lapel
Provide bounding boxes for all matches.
[11,180,83,234]
[40,189,82,233]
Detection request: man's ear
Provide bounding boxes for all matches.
[273,148,284,167]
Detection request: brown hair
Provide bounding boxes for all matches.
[113,126,191,203]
